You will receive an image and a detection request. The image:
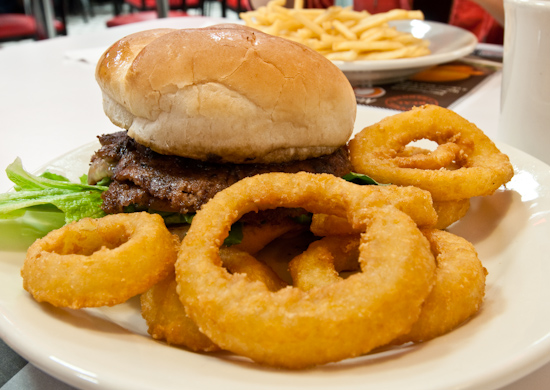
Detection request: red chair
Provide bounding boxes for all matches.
[223,0,251,14]
[123,0,204,14]
[0,13,65,42]
[124,0,181,9]
[448,0,503,44]
[353,0,411,13]
[303,0,410,12]
[106,9,189,26]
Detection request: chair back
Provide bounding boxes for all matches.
[0,0,66,42]
[354,0,410,12]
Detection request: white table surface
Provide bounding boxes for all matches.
[0,16,549,390]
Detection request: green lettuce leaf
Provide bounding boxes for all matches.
[0,158,108,223]
[342,172,388,186]
[223,222,243,247]
[0,158,245,246]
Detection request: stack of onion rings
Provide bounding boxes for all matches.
[141,247,287,351]
[290,230,486,345]
[18,105,511,369]
[175,172,436,368]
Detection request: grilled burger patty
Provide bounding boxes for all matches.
[89,131,353,218]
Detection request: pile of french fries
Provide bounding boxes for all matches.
[240,0,431,61]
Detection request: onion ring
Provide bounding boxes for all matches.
[393,228,487,344]
[432,199,470,230]
[310,197,469,235]
[140,272,220,352]
[393,142,462,170]
[175,172,436,368]
[289,235,360,291]
[290,230,486,345]
[310,214,357,237]
[21,212,177,309]
[141,247,286,351]
[233,221,305,255]
[348,105,514,201]
[350,184,437,227]
[308,183,439,236]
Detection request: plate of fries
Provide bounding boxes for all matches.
[334,19,479,85]
[241,0,478,85]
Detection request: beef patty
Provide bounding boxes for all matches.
[89,131,353,219]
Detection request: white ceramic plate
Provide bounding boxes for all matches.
[1,142,550,390]
[333,20,478,85]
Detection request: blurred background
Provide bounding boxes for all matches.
[0,0,503,50]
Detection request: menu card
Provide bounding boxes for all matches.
[355,57,501,111]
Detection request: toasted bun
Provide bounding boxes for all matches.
[96,24,356,163]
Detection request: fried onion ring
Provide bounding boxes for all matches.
[289,235,360,291]
[310,197,469,235]
[310,213,357,237]
[393,229,487,344]
[141,272,220,352]
[21,212,177,309]
[169,220,304,255]
[218,247,288,291]
[393,142,462,170]
[233,221,305,255]
[289,230,486,345]
[308,183,439,236]
[348,105,514,201]
[141,247,286,351]
[433,199,470,230]
[350,184,437,227]
[175,172,436,368]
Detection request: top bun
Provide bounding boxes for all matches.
[95,24,356,163]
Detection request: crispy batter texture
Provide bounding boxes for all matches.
[393,229,487,344]
[218,247,288,291]
[432,199,471,230]
[21,212,176,309]
[348,105,514,201]
[140,272,220,352]
[310,198,470,234]
[393,143,461,170]
[233,221,305,255]
[309,183,439,234]
[175,172,436,368]
[141,247,286,351]
[310,213,357,236]
[350,184,437,228]
[289,230,486,346]
[289,235,360,291]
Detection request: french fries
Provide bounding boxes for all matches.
[240,0,430,61]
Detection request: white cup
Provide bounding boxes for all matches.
[499,0,550,165]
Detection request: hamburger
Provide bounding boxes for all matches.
[89,24,357,225]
